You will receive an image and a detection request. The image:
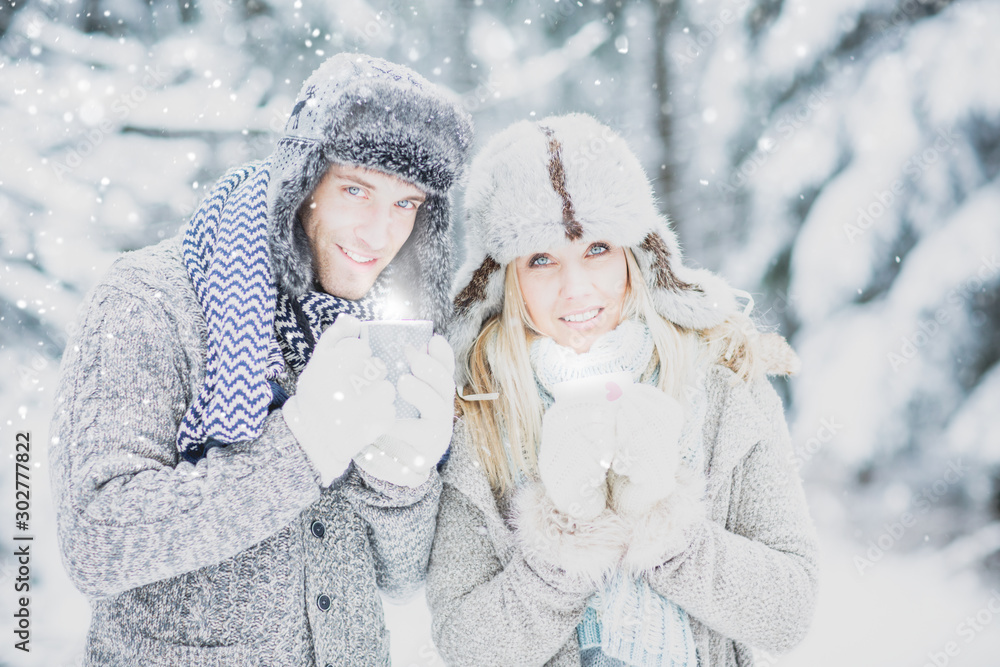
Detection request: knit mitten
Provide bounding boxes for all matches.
[513,483,629,590]
[283,315,396,486]
[608,384,684,517]
[538,399,617,520]
[621,464,706,575]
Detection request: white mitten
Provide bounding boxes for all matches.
[608,383,685,517]
[355,334,456,487]
[538,399,617,520]
[282,315,397,486]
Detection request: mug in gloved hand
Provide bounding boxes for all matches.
[360,319,435,418]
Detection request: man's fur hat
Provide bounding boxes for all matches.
[449,113,742,387]
[267,53,473,328]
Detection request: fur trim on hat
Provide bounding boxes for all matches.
[759,332,802,375]
[267,54,473,328]
[512,483,629,587]
[449,113,737,386]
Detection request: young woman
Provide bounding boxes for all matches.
[426,114,818,666]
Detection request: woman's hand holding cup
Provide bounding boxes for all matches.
[538,399,617,521]
[608,383,685,516]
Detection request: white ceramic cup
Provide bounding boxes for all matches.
[549,371,634,406]
[361,319,434,419]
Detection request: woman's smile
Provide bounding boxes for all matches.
[560,307,602,323]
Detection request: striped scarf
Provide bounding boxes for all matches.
[178,160,384,461]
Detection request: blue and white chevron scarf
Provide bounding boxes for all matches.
[530,321,701,667]
[178,160,384,461]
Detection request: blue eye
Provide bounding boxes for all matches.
[529,254,551,267]
[347,186,362,196]
[588,243,609,256]
[396,200,415,210]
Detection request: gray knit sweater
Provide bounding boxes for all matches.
[49,236,442,666]
[426,365,819,666]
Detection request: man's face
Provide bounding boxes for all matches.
[300,164,426,299]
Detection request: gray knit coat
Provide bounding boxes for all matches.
[49,237,441,666]
[426,365,819,666]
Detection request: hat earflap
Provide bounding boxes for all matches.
[632,229,738,331]
[449,251,506,389]
[267,140,328,298]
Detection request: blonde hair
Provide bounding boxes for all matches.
[458,248,765,493]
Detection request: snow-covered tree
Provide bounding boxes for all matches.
[658,0,1000,563]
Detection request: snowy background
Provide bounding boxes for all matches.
[1,0,998,665]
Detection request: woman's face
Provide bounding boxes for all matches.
[515,239,628,353]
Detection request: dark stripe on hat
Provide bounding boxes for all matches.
[640,233,700,293]
[454,256,501,313]
[538,126,584,241]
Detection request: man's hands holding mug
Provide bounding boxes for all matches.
[282,315,454,488]
[356,334,456,487]
[282,315,394,486]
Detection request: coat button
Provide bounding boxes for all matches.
[310,520,325,539]
[317,594,331,611]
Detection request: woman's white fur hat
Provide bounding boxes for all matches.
[450,113,739,387]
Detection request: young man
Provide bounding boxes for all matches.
[49,54,472,666]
